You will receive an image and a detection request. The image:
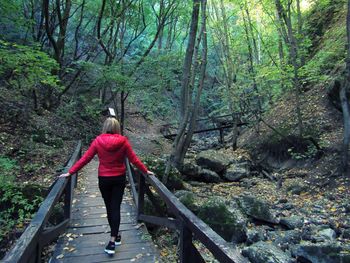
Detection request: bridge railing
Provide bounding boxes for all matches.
[3,141,82,263]
[126,160,249,263]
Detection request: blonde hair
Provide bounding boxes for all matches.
[102,117,121,134]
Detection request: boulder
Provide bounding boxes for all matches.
[246,227,268,244]
[242,241,293,263]
[174,190,198,213]
[199,168,223,183]
[182,162,201,181]
[237,195,279,224]
[343,229,350,239]
[223,162,250,182]
[182,162,201,176]
[294,242,350,263]
[198,198,247,243]
[196,150,231,173]
[268,230,302,250]
[318,228,336,241]
[280,216,304,230]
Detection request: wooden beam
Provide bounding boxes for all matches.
[144,174,249,263]
[138,214,179,230]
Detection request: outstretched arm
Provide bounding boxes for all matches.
[124,138,150,174]
[59,140,97,177]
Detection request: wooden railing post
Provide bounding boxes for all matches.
[63,175,73,220]
[73,147,81,188]
[179,221,193,263]
[137,172,145,220]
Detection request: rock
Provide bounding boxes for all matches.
[318,228,336,241]
[198,198,247,243]
[196,150,231,173]
[223,162,250,182]
[283,203,294,210]
[268,230,302,250]
[294,242,350,263]
[344,202,350,213]
[237,195,279,224]
[280,216,304,230]
[278,199,288,204]
[343,229,350,239]
[246,227,268,244]
[287,183,308,195]
[242,241,293,263]
[183,159,227,183]
[182,162,201,178]
[199,168,223,183]
[174,190,198,213]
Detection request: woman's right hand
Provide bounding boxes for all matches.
[59,172,71,178]
[146,171,154,176]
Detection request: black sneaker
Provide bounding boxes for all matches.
[104,241,115,255]
[115,234,121,246]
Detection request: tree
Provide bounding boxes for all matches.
[340,0,350,174]
[163,0,207,183]
[274,0,304,137]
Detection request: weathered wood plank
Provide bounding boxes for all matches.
[51,250,159,263]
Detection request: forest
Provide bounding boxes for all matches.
[0,0,350,262]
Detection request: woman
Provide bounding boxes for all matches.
[59,117,153,255]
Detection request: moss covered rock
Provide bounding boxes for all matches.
[242,241,293,263]
[198,198,247,243]
[237,195,279,224]
[196,150,231,173]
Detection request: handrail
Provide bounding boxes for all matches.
[3,141,82,263]
[126,160,249,263]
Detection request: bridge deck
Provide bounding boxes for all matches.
[51,160,160,263]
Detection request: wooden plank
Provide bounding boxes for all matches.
[70,217,137,227]
[55,232,148,248]
[51,250,158,263]
[66,223,137,235]
[55,241,156,257]
[72,212,136,220]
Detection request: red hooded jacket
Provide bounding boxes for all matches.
[69,133,148,177]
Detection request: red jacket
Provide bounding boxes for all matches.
[69,133,148,177]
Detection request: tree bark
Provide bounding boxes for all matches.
[340,0,350,174]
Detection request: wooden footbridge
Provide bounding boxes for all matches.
[3,141,249,263]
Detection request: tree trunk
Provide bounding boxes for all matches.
[340,0,350,174]
[175,0,207,167]
[179,0,200,120]
[163,0,201,183]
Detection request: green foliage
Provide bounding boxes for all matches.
[301,0,347,85]
[0,0,31,40]
[0,156,18,184]
[287,143,318,160]
[0,183,45,244]
[0,40,61,94]
[130,53,182,119]
[31,129,64,148]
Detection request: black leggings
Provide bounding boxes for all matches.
[98,175,126,237]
